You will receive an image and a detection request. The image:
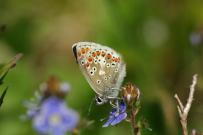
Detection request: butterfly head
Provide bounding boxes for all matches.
[95,96,107,105]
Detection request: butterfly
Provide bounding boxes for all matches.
[72,42,126,105]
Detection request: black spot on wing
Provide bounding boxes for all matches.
[72,45,78,63]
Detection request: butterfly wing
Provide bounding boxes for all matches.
[72,42,126,98]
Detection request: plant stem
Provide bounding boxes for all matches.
[130,105,140,135]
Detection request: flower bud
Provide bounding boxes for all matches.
[41,76,70,99]
[121,83,140,105]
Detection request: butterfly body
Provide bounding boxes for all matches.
[72,42,126,104]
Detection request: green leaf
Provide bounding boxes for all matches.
[0,53,23,85]
[0,70,9,85]
[0,87,8,108]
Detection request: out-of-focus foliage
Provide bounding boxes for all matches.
[0,54,22,108]
[0,0,203,135]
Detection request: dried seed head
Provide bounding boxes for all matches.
[122,83,140,105]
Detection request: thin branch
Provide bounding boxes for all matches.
[184,74,197,115]
[174,74,198,135]
[174,94,184,112]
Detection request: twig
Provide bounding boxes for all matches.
[174,74,198,135]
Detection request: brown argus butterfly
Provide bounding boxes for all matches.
[72,42,126,105]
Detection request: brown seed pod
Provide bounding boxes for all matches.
[121,83,140,105]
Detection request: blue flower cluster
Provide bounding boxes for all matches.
[23,77,79,135]
[33,97,78,135]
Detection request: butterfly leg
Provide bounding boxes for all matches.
[109,99,119,113]
[109,100,117,108]
[115,99,120,113]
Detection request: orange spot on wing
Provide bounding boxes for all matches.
[106,53,112,59]
[85,47,90,52]
[96,51,101,56]
[118,57,120,62]
[88,57,93,62]
[92,52,96,57]
[114,58,119,62]
[85,62,90,68]
[81,48,86,54]
[101,51,106,57]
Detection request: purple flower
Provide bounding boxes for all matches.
[103,101,127,127]
[32,97,79,135]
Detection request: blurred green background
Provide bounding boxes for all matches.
[0,0,203,135]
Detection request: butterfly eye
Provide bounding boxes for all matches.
[115,68,119,72]
[95,96,104,105]
[103,60,106,64]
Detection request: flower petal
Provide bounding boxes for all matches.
[61,109,79,131]
[51,127,65,135]
[119,101,126,113]
[102,115,115,127]
[110,112,127,126]
[60,82,70,93]
[33,114,49,134]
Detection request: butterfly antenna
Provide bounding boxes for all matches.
[87,97,95,116]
